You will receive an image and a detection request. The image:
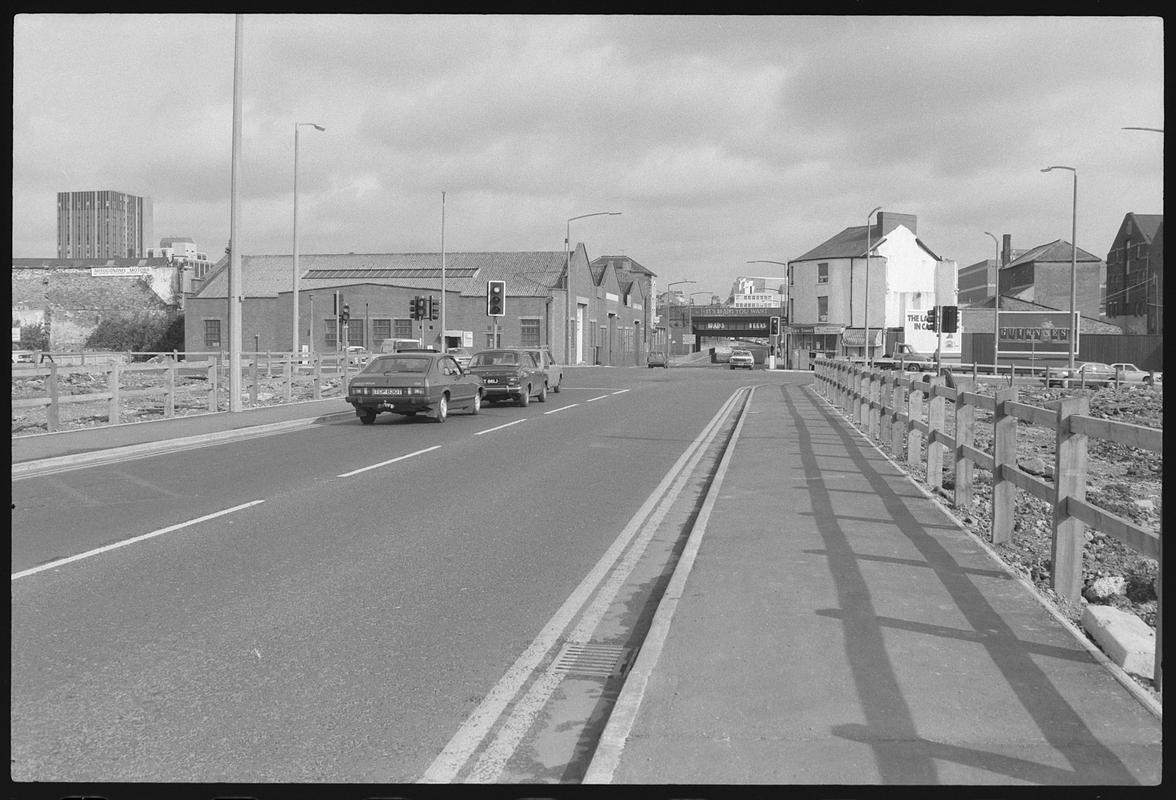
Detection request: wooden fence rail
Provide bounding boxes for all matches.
[814,358,1163,691]
[12,351,354,431]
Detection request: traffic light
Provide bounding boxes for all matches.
[487,280,505,316]
[408,296,419,319]
[341,303,350,324]
[428,295,439,320]
[926,306,938,332]
[941,305,959,333]
[769,316,780,336]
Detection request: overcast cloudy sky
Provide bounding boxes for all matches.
[12,14,1164,299]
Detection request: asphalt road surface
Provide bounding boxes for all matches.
[12,364,800,783]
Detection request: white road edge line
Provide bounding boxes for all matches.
[583,386,757,784]
[419,387,747,784]
[464,387,751,783]
[610,389,630,395]
[337,445,443,477]
[542,404,580,415]
[11,500,266,581]
[585,395,609,403]
[473,419,527,436]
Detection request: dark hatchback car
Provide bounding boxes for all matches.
[466,349,547,406]
[346,352,482,424]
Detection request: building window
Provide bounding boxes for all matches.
[324,319,338,348]
[372,319,391,347]
[346,319,364,346]
[204,319,221,348]
[394,318,413,339]
[520,318,540,347]
[817,262,829,283]
[817,296,828,321]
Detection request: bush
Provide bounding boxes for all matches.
[84,313,184,353]
[18,322,49,351]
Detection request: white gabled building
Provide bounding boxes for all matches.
[786,212,957,366]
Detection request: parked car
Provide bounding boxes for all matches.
[1047,361,1115,387]
[379,338,424,354]
[729,349,755,370]
[345,352,482,424]
[523,347,563,393]
[11,349,36,364]
[466,349,546,406]
[1110,362,1161,384]
[447,347,473,369]
[346,345,371,365]
[647,350,668,368]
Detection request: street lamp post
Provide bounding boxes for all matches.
[864,206,881,365]
[746,260,790,368]
[565,211,621,365]
[292,122,325,355]
[1041,166,1078,371]
[985,231,1000,372]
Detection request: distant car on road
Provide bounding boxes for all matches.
[647,350,668,368]
[345,352,482,424]
[1110,362,1161,385]
[11,349,36,364]
[729,349,755,370]
[524,347,563,393]
[466,349,546,406]
[346,345,371,365]
[447,347,473,369]
[1047,361,1115,388]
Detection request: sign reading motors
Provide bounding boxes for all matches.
[90,266,153,277]
[997,311,1078,357]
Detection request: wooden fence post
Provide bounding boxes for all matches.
[313,353,322,400]
[891,375,907,456]
[207,359,218,412]
[164,361,176,418]
[868,370,881,437]
[46,362,60,432]
[953,377,975,508]
[1052,395,1090,602]
[906,378,924,468]
[249,356,258,403]
[284,354,293,402]
[991,387,1018,544]
[1155,509,1162,692]
[109,361,122,425]
[926,377,946,491]
[851,368,863,424]
[880,374,892,443]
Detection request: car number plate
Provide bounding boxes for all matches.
[484,377,499,384]
[373,388,403,395]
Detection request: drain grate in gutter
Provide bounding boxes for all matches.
[552,642,632,678]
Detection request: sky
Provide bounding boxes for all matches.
[12,14,1164,300]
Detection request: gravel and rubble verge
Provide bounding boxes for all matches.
[838,379,1162,697]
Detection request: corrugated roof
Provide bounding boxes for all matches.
[1005,239,1102,267]
[193,251,569,299]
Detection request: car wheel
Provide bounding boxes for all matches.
[469,390,482,415]
[537,383,548,403]
[434,393,448,423]
[358,409,376,425]
[518,387,530,407]
[553,380,561,393]
[1144,376,1154,385]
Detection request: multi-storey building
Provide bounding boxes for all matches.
[957,234,1026,306]
[998,239,1105,321]
[787,211,957,364]
[1105,213,1163,334]
[147,236,217,292]
[56,190,154,259]
[727,277,785,307]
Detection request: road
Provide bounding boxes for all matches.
[11,365,800,783]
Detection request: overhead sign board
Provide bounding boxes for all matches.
[997,311,1077,357]
[90,266,152,277]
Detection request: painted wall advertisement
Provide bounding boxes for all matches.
[904,310,961,354]
[997,311,1078,357]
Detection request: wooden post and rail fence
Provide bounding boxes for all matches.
[814,358,1162,691]
[11,351,355,432]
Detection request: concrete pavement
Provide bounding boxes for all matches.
[584,381,1160,785]
[9,381,1161,784]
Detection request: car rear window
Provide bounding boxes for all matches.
[362,356,432,374]
[470,352,518,367]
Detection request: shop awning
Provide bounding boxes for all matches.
[841,329,883,347]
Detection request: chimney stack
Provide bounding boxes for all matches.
[1001,234,1012,266]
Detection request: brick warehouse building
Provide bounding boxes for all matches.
[183,247,655,366]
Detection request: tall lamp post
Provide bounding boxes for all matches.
[985,231,1000,370]
[863,206,881,365]
[565,211,621,365]
[1041,166,1078,370]
[746,260,790,368]
[292,121,325,354]
[666,279,695,355]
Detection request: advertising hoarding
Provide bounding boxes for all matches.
[997,311,1077,357]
